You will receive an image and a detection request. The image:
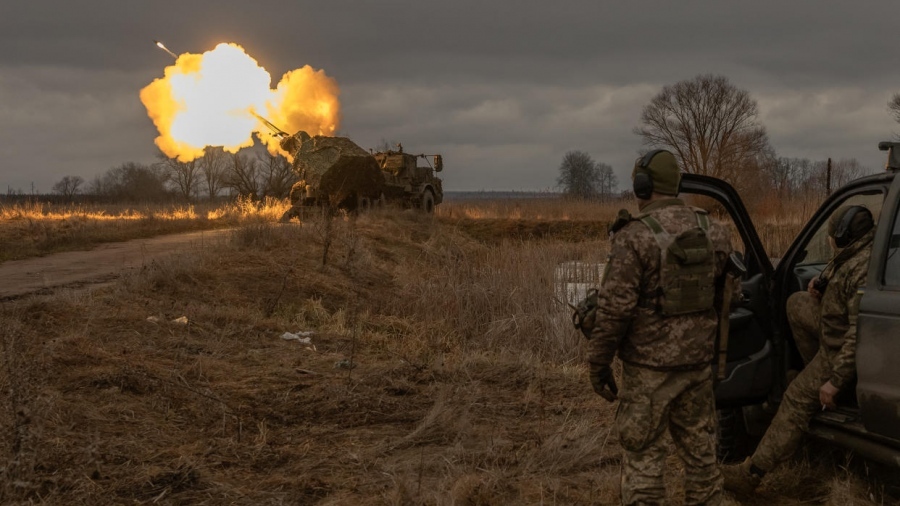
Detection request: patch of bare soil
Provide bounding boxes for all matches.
[0,229,234,299]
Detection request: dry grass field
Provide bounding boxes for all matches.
[0,197,289,263]
[0,197,896,504]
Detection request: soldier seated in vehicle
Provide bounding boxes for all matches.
[722,205,875,495]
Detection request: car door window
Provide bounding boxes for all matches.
[884,203,900,287]
[797,192,884,266]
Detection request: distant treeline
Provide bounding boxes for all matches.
[6,145,296,205]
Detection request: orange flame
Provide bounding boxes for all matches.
[140,42,340,161]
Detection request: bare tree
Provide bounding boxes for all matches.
[596,162,618,199]
[556,150,609,200]
[810,158,866,195]
[88,162,169,201]
[767,156,868,199]
[635,74,771,190]
[257,151,297,198]
[830,158,866,188]
[51,175,84,198]
[226,152,260,199]
[766,157,796,197]
[200,146,229,199]
[889,93,900,126]
[158,153,201,201]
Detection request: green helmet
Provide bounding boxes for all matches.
[828,205,874,248]
[632,149,681,197]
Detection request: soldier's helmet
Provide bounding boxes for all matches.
[631,149,681,197]
[828,205,874,248]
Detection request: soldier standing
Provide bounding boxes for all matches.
[722,205,874,495]
[587,149,734,505]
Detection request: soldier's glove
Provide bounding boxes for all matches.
[589,363,618,402]
[571,288,599,340]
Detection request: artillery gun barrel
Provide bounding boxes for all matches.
[251,112,288,137]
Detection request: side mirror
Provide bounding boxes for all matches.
[434,155,443,172]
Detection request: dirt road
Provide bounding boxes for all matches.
[0,228,234,299]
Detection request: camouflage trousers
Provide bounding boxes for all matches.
[616,362,722,506]
[750,345,833,471]
[786,291,821,364]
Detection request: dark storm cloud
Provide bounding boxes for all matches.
[0,1,897,192]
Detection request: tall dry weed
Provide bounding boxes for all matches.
[389,227,606,363]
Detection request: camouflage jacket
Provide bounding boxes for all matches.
[818,229,874,390]
[587,198,734,370]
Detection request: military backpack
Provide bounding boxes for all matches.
[639,210,716,316]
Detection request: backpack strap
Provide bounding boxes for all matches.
[639,214,670,248]
[637,214,668,310]
[695,210,710,231]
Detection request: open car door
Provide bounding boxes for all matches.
[679,174,776,407]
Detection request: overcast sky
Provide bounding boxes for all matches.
[1,1,898,194]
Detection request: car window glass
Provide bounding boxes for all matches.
[798,192,884,266]
[885,204,900,287]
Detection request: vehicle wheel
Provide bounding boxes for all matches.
[421,190,435,214]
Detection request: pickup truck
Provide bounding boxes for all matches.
[682,141,900,466]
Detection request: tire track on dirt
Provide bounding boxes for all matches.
[0,228,234,300]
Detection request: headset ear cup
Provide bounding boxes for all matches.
[633,171,653,199]
[834,211,852,248]
[834,233,846,249]
[833,205,869,248]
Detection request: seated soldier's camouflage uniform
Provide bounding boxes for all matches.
[723,205,874,494]
[588,150,734,506]
[786,291,821,365]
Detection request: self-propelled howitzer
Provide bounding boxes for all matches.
[279,131,443,221]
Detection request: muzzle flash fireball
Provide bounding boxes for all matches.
[140,41,341,162]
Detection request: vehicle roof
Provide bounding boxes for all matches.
[852,168,897,183]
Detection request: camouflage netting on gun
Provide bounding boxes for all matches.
[282,132,385,202]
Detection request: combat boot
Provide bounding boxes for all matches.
[721,458,762,495]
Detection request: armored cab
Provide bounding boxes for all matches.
[373,146,443,213]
